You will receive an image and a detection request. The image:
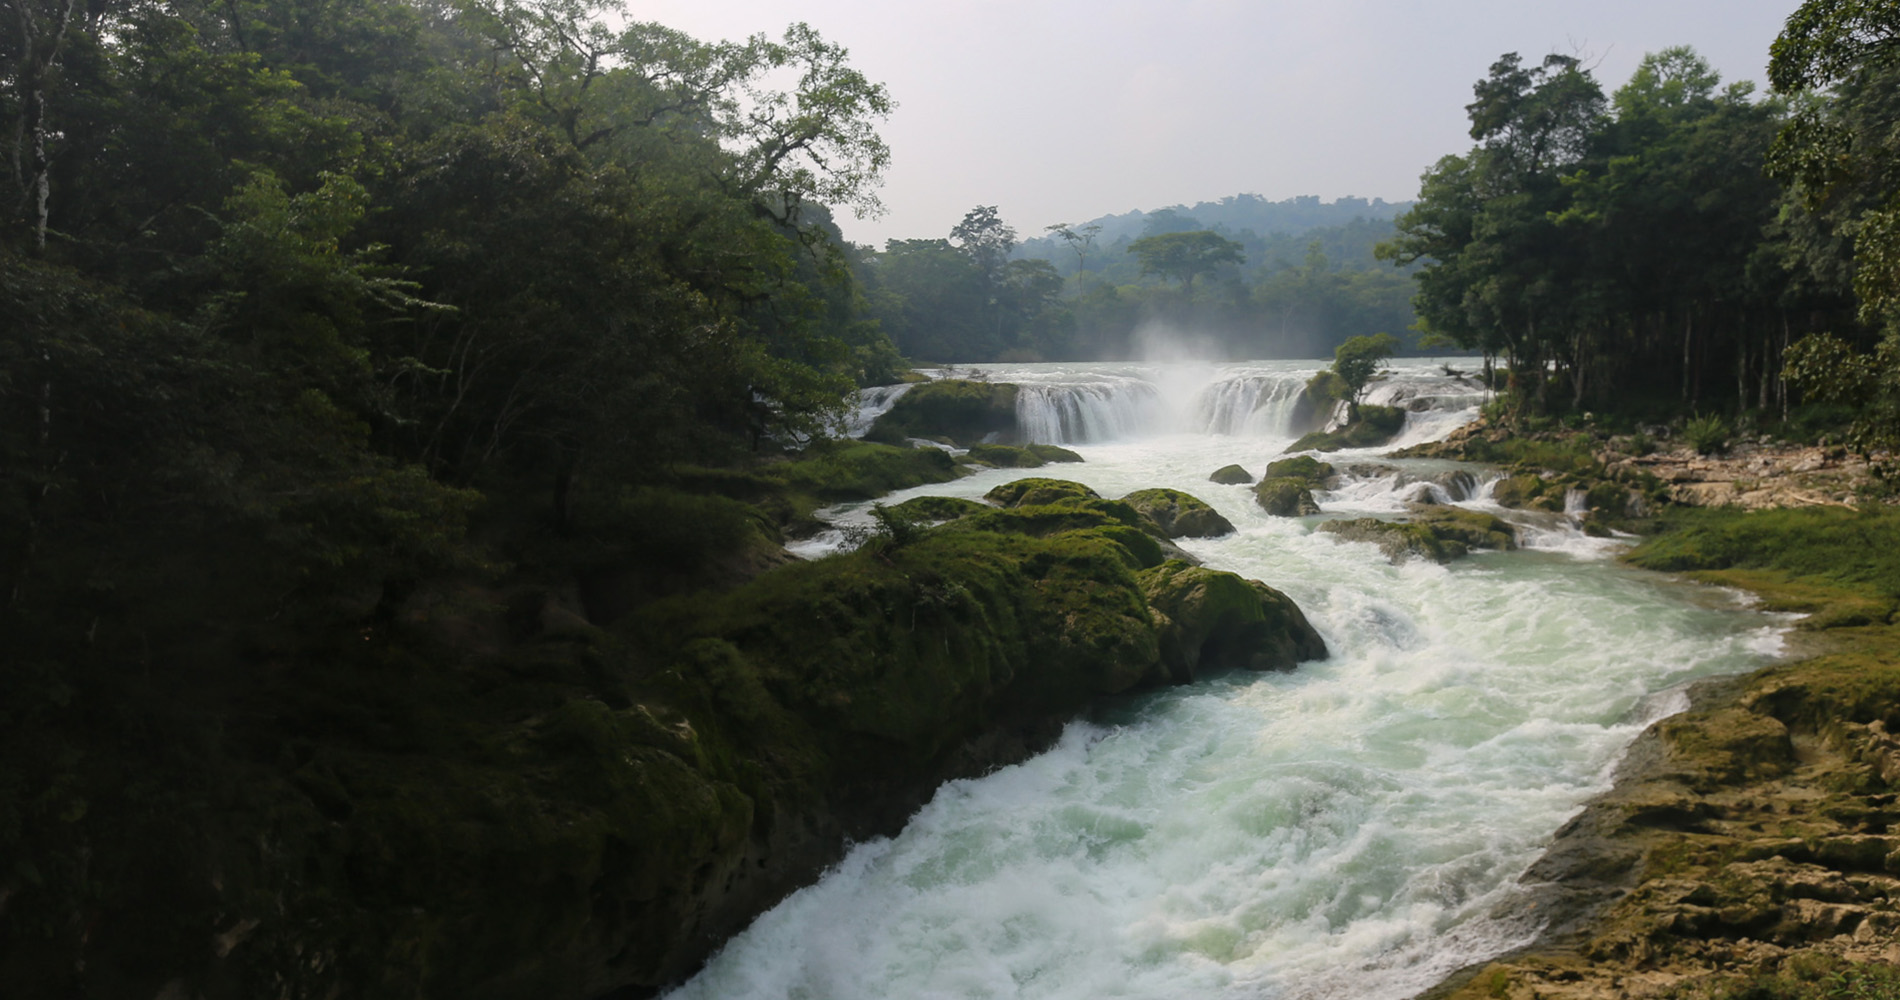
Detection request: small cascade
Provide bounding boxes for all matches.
[1014,379,1165,443]
[1191,372,1312,436]
[845,383,914,438]
[1564,487,1589,516]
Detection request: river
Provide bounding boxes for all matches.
[668,360,1788,1000]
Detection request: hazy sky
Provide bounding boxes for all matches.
[634,1,1801,247]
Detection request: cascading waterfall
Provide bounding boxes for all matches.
[698,359,1786,1000]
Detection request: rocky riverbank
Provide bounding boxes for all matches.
[1415,451,1900,999]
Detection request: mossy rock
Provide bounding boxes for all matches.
[985,478,1101,508]
[1262,455,1335,485]
[1285,405,1406,453]
[885,495,992,523]
[867,379,1019,447]
[1490,472,1563,511]
[1137,560,1328,683]
[767,440,963,502]
[965,443,1047,468]
[1314,518,1440,564]
[952,499,1166,569]
[1121,488,1236,539]
[1253,477,1321,517]
[1208,464,1254,485]
[1025,444,1084,464]
[1410,506,1518,553]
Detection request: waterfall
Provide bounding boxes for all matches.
[679,359,1787,1000]
[1014,379,1166,443]
[1191,372,1313,436]
[845,382,914,437]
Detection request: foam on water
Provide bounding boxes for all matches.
[698,361,1788,998]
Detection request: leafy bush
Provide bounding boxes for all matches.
[1683,414,1731,455]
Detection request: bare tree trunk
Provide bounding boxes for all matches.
[13,0,79,252]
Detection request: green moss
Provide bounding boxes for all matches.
[984,478,1101,508]
[1208,464,1254,485]
[1286,405,1406,452]
[1316,514,1514,564]
[1025,444,1084,464]
[1262,455,1335,484]
[1411,507,1518,552]
[885,495,992,523]
[1253,477,1320,517]
[1137,561,1327,681]
[1624,507,1900,601]
[964,443,1045,468]
[867,380,1019,447]
[1120,488,1235,538]
[766,440,963,502]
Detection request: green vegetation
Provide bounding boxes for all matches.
[866,379,1020,446]
[1377,39,1874,427]
[869,198,1420,363]
[1287,404,1406,452]
[1453,499,1900,1000]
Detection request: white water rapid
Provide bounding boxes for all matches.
[672,360,1790,1000]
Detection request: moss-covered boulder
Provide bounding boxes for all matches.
[985,477,1101,508]
[1318,508,1517,564]
[1121,488,1236,538]
[884,495,993,523]
[1254,477,1321,517]
[1138,561,1328,683]
[1208,464,1254,485]
[953,499,1166,569]
[1286,405,1406,453]
[1413,507,1518,553]
[867,379,1019,446]
[963,443,1082,468]
[1490,472,1565,511]
[1263,455,1335,485]
[1025,444,1084,464]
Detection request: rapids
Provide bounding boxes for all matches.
[672,360,1788,1000]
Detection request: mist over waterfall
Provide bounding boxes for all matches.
[883,361,1486,446]
[693,360,1787,1000]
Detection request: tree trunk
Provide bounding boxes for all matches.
[15,0,79,252]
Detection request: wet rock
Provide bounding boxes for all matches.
[1121,488,1236,538]
[1208,464,1254,485]
[1138,561,1328,683]
[1253,477,1321,517]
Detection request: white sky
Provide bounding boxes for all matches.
[632,0,1800,246]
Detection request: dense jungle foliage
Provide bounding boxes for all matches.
[1382,11,1900,438]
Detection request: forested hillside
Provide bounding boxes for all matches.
[1383,38,1894,431]
[861,196,1419,363]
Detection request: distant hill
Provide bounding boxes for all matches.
[1018,194,1417,283]
[1043,194,1413,248]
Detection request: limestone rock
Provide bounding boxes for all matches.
[1253,477,1320,517]
[1121,488,1236,538]
[1208,464,1254,485]
[1137,560,1328,683]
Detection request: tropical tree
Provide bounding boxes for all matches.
[1125,229,1245,293]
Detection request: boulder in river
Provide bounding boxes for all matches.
[1121,488,1236,538]
[1208,464,1255,485]
[1253,477,1321,517]
[1138,560,1329,683]
[985,478,1101,508]
[1318,508,1517,564]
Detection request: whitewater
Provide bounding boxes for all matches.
[669,359,1789,1000]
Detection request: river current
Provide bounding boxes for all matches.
[669,360,1788,1000]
